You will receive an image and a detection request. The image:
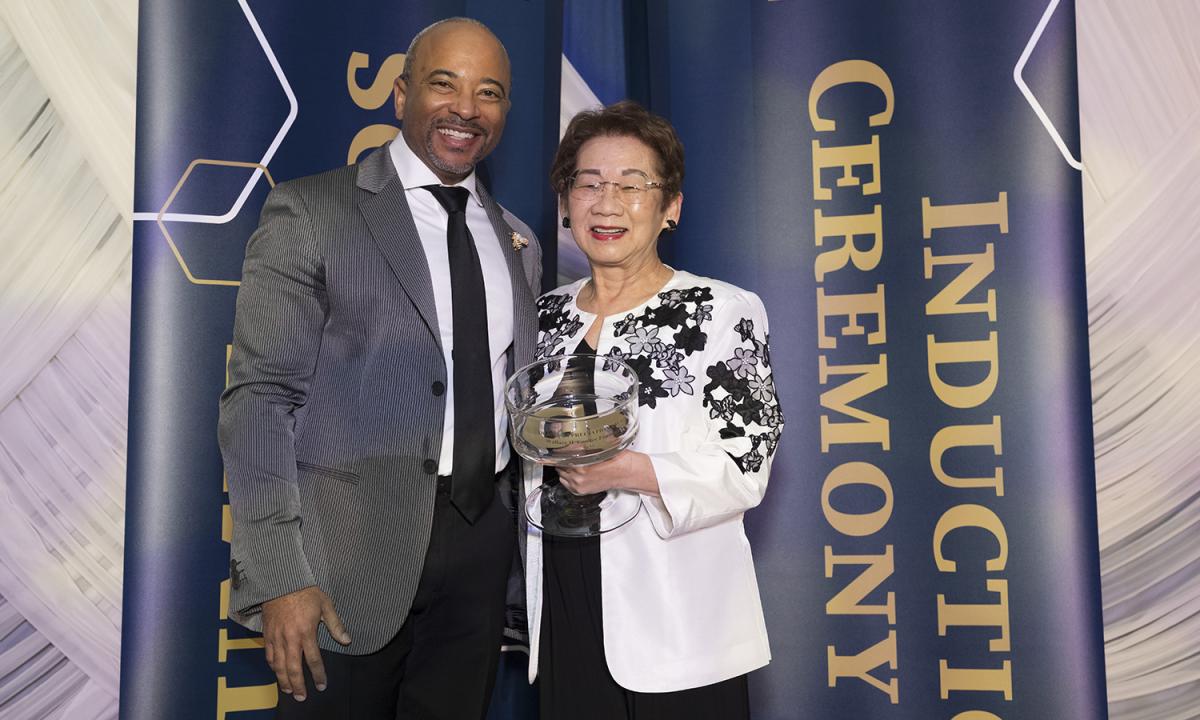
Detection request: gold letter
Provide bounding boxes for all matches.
[219,629,267,663]
[815,206,883,280]
[809,60,895,132]
[818,286,886,349]
[927,332,998,409]
[953,713,1002,720]
[220,578,231,621]
[347,52,407,110]
[922,193,1008,239]
[347,124,400,166]
[820,355,890,450]
[939,659,1013,700]
[924,244,996,321]
[812,137,882,200]
[827,630,899,704]
[930,417,1004,496]
[934,504,1009,573]
[938,579,1011,652]
[822,462,893,537]
[217,677,276,717]
[825,545,896,623]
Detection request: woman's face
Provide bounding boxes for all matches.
[564,135,681,272]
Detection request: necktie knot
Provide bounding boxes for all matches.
[424,185,470,215]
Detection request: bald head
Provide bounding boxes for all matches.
[400,18,510,88]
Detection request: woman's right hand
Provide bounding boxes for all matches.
[557,450,660,497]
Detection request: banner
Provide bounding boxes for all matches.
[120,2,559,718]
[124,2,1108,718]
[659,1,1108,717]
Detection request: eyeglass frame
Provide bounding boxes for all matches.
[566,169,668,205]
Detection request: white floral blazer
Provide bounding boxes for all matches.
[524,268,783,692]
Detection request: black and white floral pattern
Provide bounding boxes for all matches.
[535,281,783,474]
[535,292,583,360]
[701,317,783,473]
[603,284,715,408]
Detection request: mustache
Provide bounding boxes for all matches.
[434,117,487,136]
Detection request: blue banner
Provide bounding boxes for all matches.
[659,1,1107,718]
[124,2,1107,718]
[120,2,559,718]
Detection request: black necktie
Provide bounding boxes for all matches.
[424,186,494,523]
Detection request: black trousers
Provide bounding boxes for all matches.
[275,473,516,720]
[539,533,751,720]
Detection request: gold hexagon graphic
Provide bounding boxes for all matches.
[156,159,276,286]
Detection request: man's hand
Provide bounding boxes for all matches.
[262,586,351,701]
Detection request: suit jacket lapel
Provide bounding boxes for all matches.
[357,144,442,352]
[477,183,537,371]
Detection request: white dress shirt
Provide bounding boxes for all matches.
[389,138,514,474]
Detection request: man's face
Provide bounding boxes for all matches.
[394,23,511,184]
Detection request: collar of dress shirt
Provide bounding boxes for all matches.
[388,137,484,208]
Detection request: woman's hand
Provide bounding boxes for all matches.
[556,450,660,497]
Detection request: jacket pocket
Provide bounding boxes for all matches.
[296,460,360,485]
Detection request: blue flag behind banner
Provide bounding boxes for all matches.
[120,2,559,718]
[656,1,1107,718]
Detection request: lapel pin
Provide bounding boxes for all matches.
[510,230,529,251]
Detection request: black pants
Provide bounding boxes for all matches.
[539,533,751,720]
[275,475,515,720]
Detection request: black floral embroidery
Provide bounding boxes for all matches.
[537,292,570,319]
[755,335,771,369]
[673,324,707,355]
[613,313,639,337]
[534,285,782,476]
[734,317,755,342]
[654,347,684,370]
[648,302,690,329]
[624,354,669,408]
[536,293,583,360]
[603,285,716,405]
[537,285,715,406]
[603,346,627,371]
[702,316,783,474]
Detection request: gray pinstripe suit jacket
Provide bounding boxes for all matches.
[218,142,540,655]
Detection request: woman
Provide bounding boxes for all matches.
[526,100,783,719]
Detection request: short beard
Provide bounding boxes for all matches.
[424,124,486,178]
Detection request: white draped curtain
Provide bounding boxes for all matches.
[0,0,1193,717]
[1079,2,1200,716]
[0,0,133,715]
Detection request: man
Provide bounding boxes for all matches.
[218,17,539,719]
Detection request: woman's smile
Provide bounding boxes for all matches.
[589,225,628,241]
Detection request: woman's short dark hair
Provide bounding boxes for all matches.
[550,100,685,208]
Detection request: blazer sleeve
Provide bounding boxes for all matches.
[218,181,326,618]
[641,291,784,538]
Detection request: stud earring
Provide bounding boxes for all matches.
[665,219,678,232]
[562,217,571,228]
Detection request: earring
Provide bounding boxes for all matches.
[562,217,571,228]
[665,219,678,232]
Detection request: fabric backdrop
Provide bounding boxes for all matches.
[0,0,1195,717]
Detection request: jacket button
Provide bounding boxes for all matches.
[431,381,445,396]
[423,459,437,475]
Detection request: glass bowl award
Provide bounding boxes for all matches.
[505,354,641,537]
